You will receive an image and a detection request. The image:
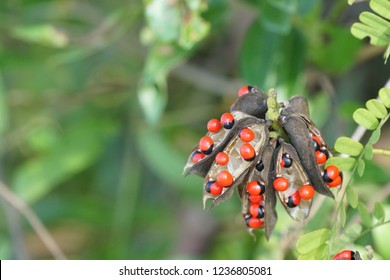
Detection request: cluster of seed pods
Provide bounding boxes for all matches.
[183,86,342,239]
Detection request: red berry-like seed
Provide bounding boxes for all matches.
[280,153,292,168]
[191,151,205,163]
[217,170,233,187]
[246,181,266,196]
[249,203,265,219]
[246,217,264,229]
[249,194,263,204]
[315,150,328,164]
[333,250,353,260]
[240,143,255,161]
[286,191,301,208]
[249,203,260,217]
[327,175,342,188]
[238,85,252,97]
[199,136,214,155]
[205,181,223,196]
[299,185,315,200]
[240,128,255,142]
[220,112,235,129]
[207,119,221,133]
[215,152,229,165]
[323,165,340,182]
[312,135,322,151]
[273,177,289,192]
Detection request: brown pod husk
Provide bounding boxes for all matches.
[281,114,334,199]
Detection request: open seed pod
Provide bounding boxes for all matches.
[183,86,342,239]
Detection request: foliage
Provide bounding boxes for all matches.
[0,0,389,260]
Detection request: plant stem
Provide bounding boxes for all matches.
[373,148,390,157]
[0,181,66,259]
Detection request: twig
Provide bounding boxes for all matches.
[0,181,66,260]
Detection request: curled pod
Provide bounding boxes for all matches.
[272,140,313,221]
[240,138,277,239]
[202,118,270,209]
[184,114,248,178]
[280,114,334,199]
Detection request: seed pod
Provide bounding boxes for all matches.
[281,114,334,199]
[273,141,313,221]
[230,90,268,119]
[203,118,269,209]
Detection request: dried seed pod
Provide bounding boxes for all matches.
[184,87,338,239]
[230,88,268,119]
[202,117,270,209]
[281,114,334,199]
[273,140,313,221]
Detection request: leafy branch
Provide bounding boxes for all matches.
[350,0,390,62]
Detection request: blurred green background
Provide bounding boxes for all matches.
[0,0,389,260]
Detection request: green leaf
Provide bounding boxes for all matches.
[348,0,356,5]
[239,20,281,86]
[296,228,331,255]
[353,108,380,130]
[11,24,69,48]
[379,88,390,108]
[351,12,390,46]
[298,244,329,260]
[369,128,381,145]
[358,202,372,227]
[346,185,359,209]
[357,158,366,177]
[372,206,390,259]
[345,223,363,240]
[260,0,297,34]
[334,136,364,156]
[365,143,374,160]
[366,99,388,119]
[374,202,385,222]
[325,157,356,171]
[370,0,390,20]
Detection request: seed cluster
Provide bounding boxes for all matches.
[183,86,342,238]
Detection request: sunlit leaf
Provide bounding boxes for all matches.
[372,206,390,259]
[348,0,356,5]
[351,12,390,46]
[358,202,372,227]
[346,185,359,209]
[345,223,363,240]
[369,128,381,145]
[379,88,390,108]
[298,244,328,260]
[334,136,363,156]
[353,108,379,130]
[366,99,388,119]
[370,0,390,20]
[325,157,356,171]
[357,158,365,177]
[365,143,374,160]
[374,202,385,222]
[296,228,331,255]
